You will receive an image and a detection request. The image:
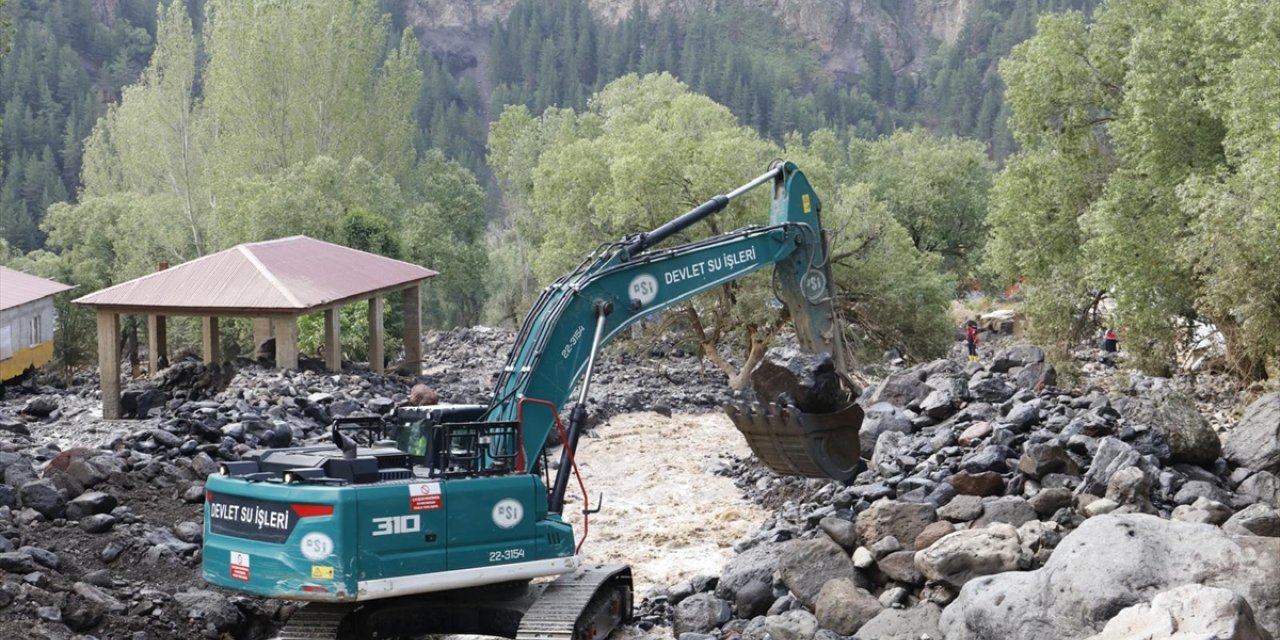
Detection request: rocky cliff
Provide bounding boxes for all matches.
[401,0,971,79]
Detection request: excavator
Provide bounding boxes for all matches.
[201,161,865,639]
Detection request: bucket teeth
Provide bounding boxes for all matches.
[725,401,864,482]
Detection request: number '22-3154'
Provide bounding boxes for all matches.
[489,548,525,562]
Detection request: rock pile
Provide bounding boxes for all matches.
[652,345,1280,640]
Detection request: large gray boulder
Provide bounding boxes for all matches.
[854,603,944,640]
[1116,388,1220,466]
[860,402,914,458]
[1078,438,1157,498]
[673,593,732,636]
[869,370,930,408]
[940,514,1280,639]
[855,500,936,550]
[1084,584,1273,640]
[750,348,845,414]
[1225,393,1280,474]
[716,542,782,601]
[813,578,880,635]
[914,523,1029,588]
[991,345,1045,373]
[778,535,865,607]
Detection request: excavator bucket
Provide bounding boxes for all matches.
[725,400,864,482]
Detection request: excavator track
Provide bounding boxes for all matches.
[276,603,350,640]
[273,568,630,640]
[517,564,633,640]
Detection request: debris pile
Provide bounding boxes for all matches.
[648,344,1280,639]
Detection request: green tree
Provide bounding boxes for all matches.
[849,129,993,281]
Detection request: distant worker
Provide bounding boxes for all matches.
[1102,327,1118,366]
[965,320,980,363]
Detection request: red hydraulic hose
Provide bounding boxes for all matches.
[518,397,591,554]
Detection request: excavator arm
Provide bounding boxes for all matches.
[482,161,864,504]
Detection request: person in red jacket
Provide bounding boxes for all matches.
[1102,327,1118,366]
[965,321,980,363]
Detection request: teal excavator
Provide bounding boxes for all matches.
[201,161,865,639]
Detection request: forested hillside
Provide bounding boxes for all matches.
[0,0,157,252]
[9,0,1277,384]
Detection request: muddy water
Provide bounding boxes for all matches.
[563,411,766,595]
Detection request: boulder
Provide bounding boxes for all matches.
[950,471,1005,497]
[1084,584,1273,640]
[716,542,782,601]
[914,520,956,550]
[818,517,859,551]
[1224,393,1280,474]
[1030,487,1075,517]
[764,609,820,640]
[1014,362,1057,391]
[969,374,1016,403]
[939,514,1280,639]
[855,500,936,550]
[174,589,244,636]
[1105,466,1153,512]
[991,345,1045,373]
[938,495,984,523]
[958,422,993,447]
[860,402,914,458]
[1078,438,1157,498]
[750,348,845,414]
[972,496,1037,529]
[870,370,930,408]
[734,580,775,619]
[21,396,58,417]
[19,479,66,519]
[813,578,880,635]
[855,603,945,640]
[1116,388,1220,466]
[1239,471,1280,509]
[877,550,924,585]
[65,492,119,520]
[673,593,732,636]
[1223,504,1280,538]
[914,522,1029,588]
[778,536,865,607]
[1019,442,1080,479]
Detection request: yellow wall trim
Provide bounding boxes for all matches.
[1,341,55,381]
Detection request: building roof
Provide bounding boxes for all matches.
[0,266,73,311]
[74,236,437,314]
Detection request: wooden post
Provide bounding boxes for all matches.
[323,307,342,371]
[274,316,299,370]
[402,284,422,374]
[202,316,220,363]
[147,314,167,375]
[252,318,272,355]
[368,296,384,374]
[97,310,121,420]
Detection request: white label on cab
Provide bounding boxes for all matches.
[492,499,524,529]
[300,532,334,561]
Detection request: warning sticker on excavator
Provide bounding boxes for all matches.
[311,565,334,579]
[230,551,250,581]
[409,482,443,511]
[802,194,812,213]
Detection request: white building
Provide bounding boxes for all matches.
[1,266,72,381]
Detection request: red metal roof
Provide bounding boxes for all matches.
[0,266,73,311]
[74,236,437,314]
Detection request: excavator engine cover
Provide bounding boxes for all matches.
[725,401,864,482]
